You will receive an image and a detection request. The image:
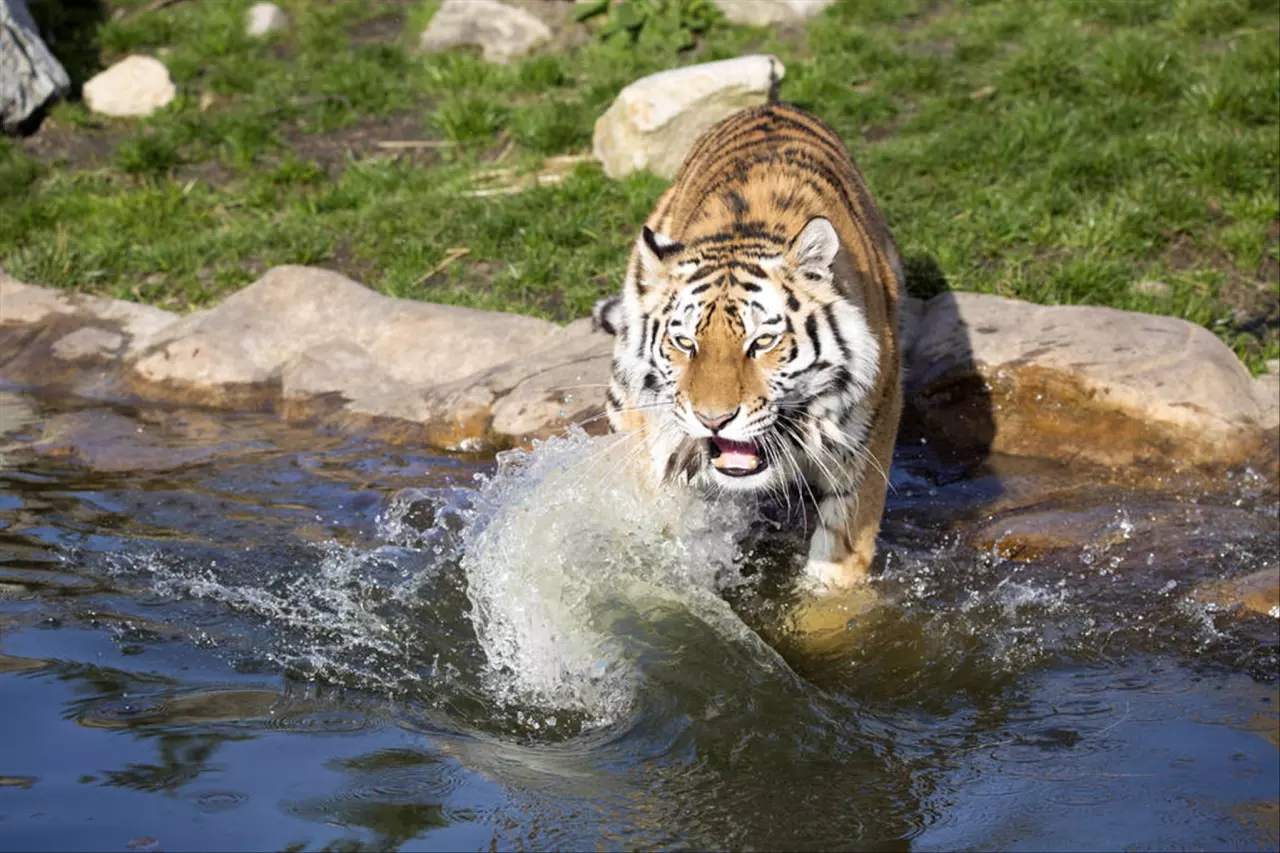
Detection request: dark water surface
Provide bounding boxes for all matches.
[0,389,1276,852]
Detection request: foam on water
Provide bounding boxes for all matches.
[458,428,784,725]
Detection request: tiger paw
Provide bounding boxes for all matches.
[800,556,872,592]
[784,584,883,656]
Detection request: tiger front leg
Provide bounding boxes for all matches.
[802,492,878,590]
[783,492,877,649]
[787,491,886,647]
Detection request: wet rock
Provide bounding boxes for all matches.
[0,270,176,396]
[593,55,784,179]
[1,0,70,131]
[29,410,229,472]
[970,506,1134,562]
[1195,569,1280,618]
[82,55,176,118]
[24,405,308,473]
[0,390,38,468]
[711,0,835,26]
[907,292,1273,470]
[419,0,551,64]
[246,2,290,37]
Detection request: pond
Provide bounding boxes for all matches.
[0,388,1276,851]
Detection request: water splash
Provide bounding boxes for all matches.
[457,428,783,726]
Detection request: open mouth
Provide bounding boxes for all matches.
[708,437,768,477]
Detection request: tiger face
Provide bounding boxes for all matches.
[601,216,880,497]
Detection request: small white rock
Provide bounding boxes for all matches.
[1133,279,1172,298]
[246,2,290,37]
[419,0,551,65]
[592,55,785,180]
[712,0,836,27]
[82,55,175,118]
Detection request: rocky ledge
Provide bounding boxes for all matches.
[1,265,1276,477]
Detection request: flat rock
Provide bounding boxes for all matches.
[906,291,1272,469]
[246,2,290,37]
[419,0,551,64]
[593,55,784,180]
[711,0,836,26]
[82,55,175,118]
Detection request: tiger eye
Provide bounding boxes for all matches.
[674,336,696,352]
[752,335,777,353]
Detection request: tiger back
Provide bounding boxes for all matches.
[593,103,903,591]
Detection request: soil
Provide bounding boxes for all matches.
[281,110,444,177]
[347,0,419,45]
[1162,230,1280,336]
[18,118,122,171]
[17,106,443,191]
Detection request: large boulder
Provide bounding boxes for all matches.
[82,55,175,118]
[419,0,551,64]
[711,0,836,26]
[0,0,69,130]
[906,291,1274,470]
[127,265,561,404]
[592,55,784,179]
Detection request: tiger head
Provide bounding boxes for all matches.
[598,216,881,494]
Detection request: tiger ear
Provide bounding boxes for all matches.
[635,226,683,283]
[789,217,840,275]
[591,294,623,335]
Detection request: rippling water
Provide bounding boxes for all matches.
[0,389,1276,851]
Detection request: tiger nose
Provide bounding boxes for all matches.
[694,407,738,432]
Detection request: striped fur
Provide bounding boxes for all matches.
[595,103,903,590]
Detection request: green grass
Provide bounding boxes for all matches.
[2,0,1277,371]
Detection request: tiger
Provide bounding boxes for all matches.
[591,102,904,594]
